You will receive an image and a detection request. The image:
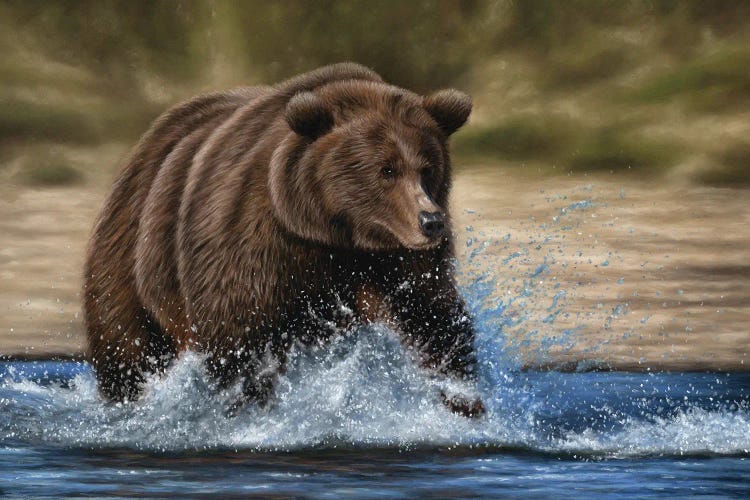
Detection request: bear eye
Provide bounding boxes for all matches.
[381,165,396,178]
[421,167,435,195]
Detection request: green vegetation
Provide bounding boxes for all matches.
[632,49,750,110]
[18,153,83,186]
[700,143,750,186]
[213,1,483,92]
[454,118,679,174]
[453,115,575,161]
[0,99,98,145]
[0,0,748,187]
[566,127,680,173]
[543,45,632,89]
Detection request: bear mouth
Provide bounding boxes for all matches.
[370,220,439,251]
[406,239,441,250]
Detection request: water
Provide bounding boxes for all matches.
[1,330,749,497]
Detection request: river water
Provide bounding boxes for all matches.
[1,327,748,497]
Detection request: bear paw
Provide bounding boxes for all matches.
[440,391,485,418]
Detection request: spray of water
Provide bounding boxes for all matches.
[1,301,748,456]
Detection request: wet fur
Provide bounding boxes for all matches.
[84,63,477,407]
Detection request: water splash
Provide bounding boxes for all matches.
[0,329,499,453]
[1,316,748,456]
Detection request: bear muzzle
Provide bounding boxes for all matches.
[419,211,446,240]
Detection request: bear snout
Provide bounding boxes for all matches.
[418,211,445,239]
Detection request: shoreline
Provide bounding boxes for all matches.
[2,351,749,374]
[1,168,748,371]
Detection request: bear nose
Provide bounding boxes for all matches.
[419,211,445,239]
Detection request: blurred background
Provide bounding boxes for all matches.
[0,1,747,369]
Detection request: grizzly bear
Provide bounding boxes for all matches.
[84,63,482,416]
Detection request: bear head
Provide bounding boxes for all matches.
[269,79,471,251]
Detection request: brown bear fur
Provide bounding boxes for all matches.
[83,63,480,414]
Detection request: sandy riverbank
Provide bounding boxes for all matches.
[1,167,748,370]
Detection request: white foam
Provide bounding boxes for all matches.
[1,324,748,456]
[556,406,750,457]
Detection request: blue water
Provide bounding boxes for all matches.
[1,341,749,497]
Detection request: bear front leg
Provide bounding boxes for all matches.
[391,277,484,417]
[204,323,288,414]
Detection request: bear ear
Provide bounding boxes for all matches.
[285,92,334,140]
[423,89,472,136]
